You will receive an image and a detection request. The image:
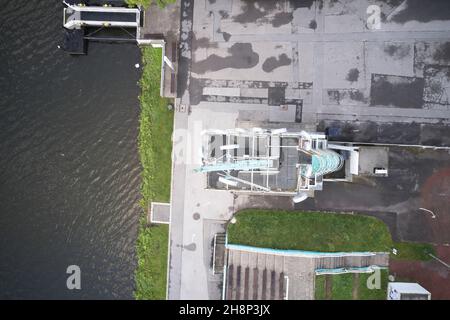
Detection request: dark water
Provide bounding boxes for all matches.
[0,0,142,299]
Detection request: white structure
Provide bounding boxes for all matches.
[197,128,357,202]
[387,282,431,300]
[63,2,140,30]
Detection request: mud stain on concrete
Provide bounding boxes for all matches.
[262,53,292,72]
[192,34,218,51]
[177,0,194,99]
[184,243,197,251]
[268,86,285,105]
[414,42,450,75]
[346,68,360,82]
[319,119,431,145]
[222,32,231,42]
[232,1,314,27]
[219,10,229,19]
[423,65,450,104]
[272,12,293,27]
[233,0,278,24]
[289,0,315,9]
[370,74,425,109]
[192,43,259,74]
[327,89,367,105]
[189,77,203,105]
[384,43,411,60]
[349,90,365,101]
[387,0,450,23]
[433,42,450,62]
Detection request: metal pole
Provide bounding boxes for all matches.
[429,254,450,269]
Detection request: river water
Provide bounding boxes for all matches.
[0,0,142,299]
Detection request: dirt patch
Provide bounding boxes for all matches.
[233,0,278,24]
[384,43,411,60]
[370,74,424,108]
[421,167,450,244]
[346,68,360,83]
[262,53,292,72]
[326,89,367,105]
[192,43,259,74]
[272,12,293,27]
[325,274,332,299]
[219,10,229,19]
[388,0,450,24]
[222,32,231,42]
[191,34,218,51]
[433,42,450,63]
[352,273,359,299]
[390,245,450,299]
[423,65,450,105]
[289,0,315,9]
[309,19,317,30]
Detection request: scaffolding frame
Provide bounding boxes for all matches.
[198,128,345,195]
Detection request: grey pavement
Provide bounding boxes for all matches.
[167,0,450,300]
[226,248,316,300]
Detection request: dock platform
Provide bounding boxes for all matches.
[61,0,180,98]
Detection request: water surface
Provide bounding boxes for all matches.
[0,0,142,299]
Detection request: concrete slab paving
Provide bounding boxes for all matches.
[366,41,415,78]
[225,248,315,300]
[323,42,366,89]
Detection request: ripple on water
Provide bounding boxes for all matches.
[0,0,142,299]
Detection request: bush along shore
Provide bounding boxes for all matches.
[126,0,176,9]
[134,46,173,300]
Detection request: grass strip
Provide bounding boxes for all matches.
[315,269,389,300]
[126,0,176,9]
[391,242,435,261]
[228,209,435,261]
[228,209,393,252]
[134,46,173,300]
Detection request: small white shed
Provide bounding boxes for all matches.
[387,282,431,300]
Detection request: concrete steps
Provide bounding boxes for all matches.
[213,233,226,274]
[226,250,286,300]
[314,253,390,270]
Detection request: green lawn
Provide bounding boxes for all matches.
[134,46,173,300]
[314,275,326,300]
[358,270,389,300]
[230,209,435,300]
[126,0,176,9]
[331,273,354,300]
[391,242,434,261]
[138,47,173,206]
[135,221,169,300]
[228,209,393,252]
[228,209,435,260]
[315,270,389,300]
